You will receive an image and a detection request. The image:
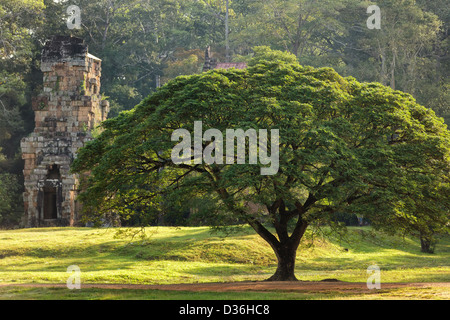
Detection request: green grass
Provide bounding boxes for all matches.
[0,226,449,299]
[3,286,448,300]
[0,286,347,300]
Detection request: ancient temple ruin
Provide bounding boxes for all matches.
[21,36,109,227]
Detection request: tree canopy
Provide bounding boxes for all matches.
[72,47,450,280]
[1,0,449,229]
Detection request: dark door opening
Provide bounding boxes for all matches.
[43,187,58,219]
[42,164,61,220]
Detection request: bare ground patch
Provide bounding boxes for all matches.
[1,281,449,295]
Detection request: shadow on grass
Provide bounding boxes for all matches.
[0,286,363,300]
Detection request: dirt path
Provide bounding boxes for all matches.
[1,281,449,293]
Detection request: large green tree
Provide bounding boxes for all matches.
[0,0,46,226]
[0,0,44,157]
[72,48,450,280]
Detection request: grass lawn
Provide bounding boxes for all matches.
[0,225,448,299]
[3,286,449,300]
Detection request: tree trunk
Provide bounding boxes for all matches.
[245,201,310,282]
[266,242,299,281]
[420,233,435,254]
[225,0,230,62]
[267,219,308,281]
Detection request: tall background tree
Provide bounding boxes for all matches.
[0,0,45,226]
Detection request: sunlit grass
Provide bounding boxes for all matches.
[1,285,448,300]
[0,226,449,287]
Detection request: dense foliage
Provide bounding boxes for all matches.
[0,0,448,243]
[72,48,450,279]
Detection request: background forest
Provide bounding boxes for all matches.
[0,0,448,227]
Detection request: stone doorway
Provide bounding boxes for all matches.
[43,186,58,220]
[40,164,62,222]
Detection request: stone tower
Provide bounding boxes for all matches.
[21,36,109,227]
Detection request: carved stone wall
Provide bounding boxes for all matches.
[21,36,109,227]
